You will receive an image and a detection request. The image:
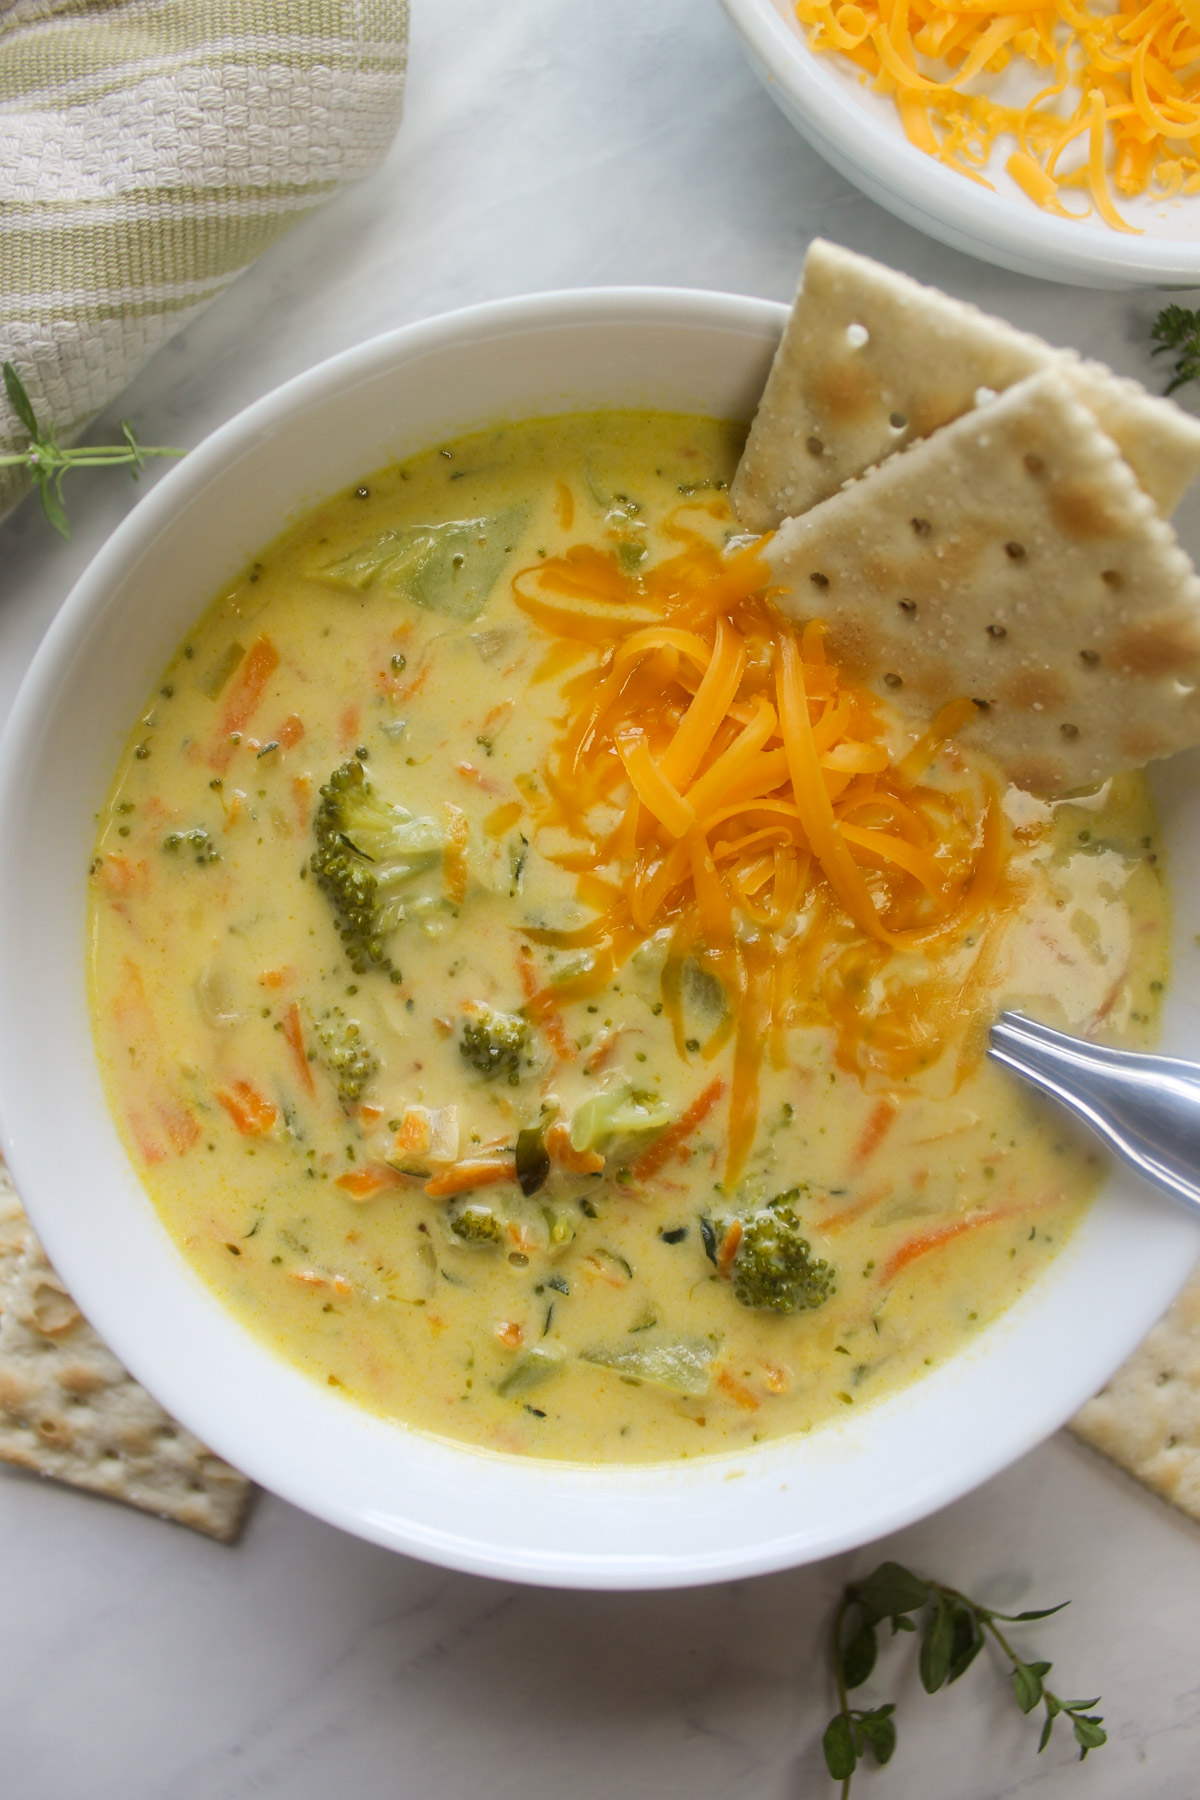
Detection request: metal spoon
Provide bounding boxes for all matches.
[988,1011,1200,1218]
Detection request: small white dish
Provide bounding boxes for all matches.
[720,0,1200,289]
[0,288,1196,1588]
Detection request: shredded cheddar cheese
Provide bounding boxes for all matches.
[512,512,1019,1185]
[794,0,1200,229]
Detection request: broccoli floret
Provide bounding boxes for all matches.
[459,1005,529,1085]
[723,1193,835,1314]
[313,1007,378,1108]
[449,1203,504,1246]
[310,759,445,978]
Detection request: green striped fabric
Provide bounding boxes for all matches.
[0,0,409,519]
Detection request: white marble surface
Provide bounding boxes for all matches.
[2,3,1200,1795]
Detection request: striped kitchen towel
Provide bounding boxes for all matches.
[0,0,408,521]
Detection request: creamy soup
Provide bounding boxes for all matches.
[88,412,1168,1463]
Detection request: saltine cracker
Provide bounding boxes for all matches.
[0,1163,252,1541]
[766,372,1200,795]
[732,240,1200,528]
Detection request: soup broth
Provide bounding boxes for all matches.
[88,412,1168,1463]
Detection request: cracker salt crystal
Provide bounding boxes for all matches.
[0,1162,253,1541]
[1070,1260,1200,1524]
[731,240,1200,528]
[766,371,1200,795]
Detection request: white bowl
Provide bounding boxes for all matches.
[720,0,1200,289]
[0,288,1197,1589]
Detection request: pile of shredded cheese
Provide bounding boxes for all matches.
[794,0,1200,232]
[513,508,1020,1185]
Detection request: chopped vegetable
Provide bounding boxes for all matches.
[459,1004,529,1085]
[162,826,219,864]
[310,759,447,979]
[280,1002,316,1096]
[216,1079,279,1137]
[545,1121,605,1175]
[211,636,280,769]
[515,1124,551,1196]
[336,1164,402,1201]
[580,1337,714,1396]
[387,1105,460,1172]
[312,1007,378,1108]
[448,1203,504,1245]
[496,1346,564,1396]
[319,505,530,621]
[424,1155,518,1198]
[631,1077,725,1182]
[715,1194,836,1314]
[569,1084,673,1158]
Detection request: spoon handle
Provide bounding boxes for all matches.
[988,1012,1200,1219]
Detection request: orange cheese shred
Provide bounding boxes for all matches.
[511,529,1015,1181]
[794,0,1200,228]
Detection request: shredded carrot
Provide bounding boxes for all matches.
[632,1077,727,1182]
[716,1368,761,1412]
[337,701,362,750]
[495,1318,525,1348]
[290,773,312,833]
[154,1096,202,1155]
[126,1107,168,1166]
[275,713,305,750]
[851,1096,899,1167]
[423,1156,518,1198]
[881,1209,1010,1280]
[336,1164,402,1200]
[716,1217,744,1275]
[210,636,279,769]
[516,947,575,1062]
[817,1181,895,1233]
[794,0,1197,227]
[281,1002,316,1096]
[546,1120,606,1174]
[96,853,150,899]
[216,1079,279,1136]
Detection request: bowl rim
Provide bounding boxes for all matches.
[0,284,1197,1589]
[719,0,1200,286]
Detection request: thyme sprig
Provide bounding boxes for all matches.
[823,1561,1107,1796]
[1150,304,1200,396]
[0,361,183,538]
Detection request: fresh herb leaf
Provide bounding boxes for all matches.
[918,1597,955,1693]
[822,1712,857,1782]
[1073,1715,1108,1756]
[1012,1660,1046,1713]
[824,1561,1106,1795]
[945,1600,985,1685]
[857,1707,896,1765]
[0,360,183,538]
[1150,305,1200,395]
[842,1623,877,1690]
[3,360,39,437]
[853,1561,930,1624]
